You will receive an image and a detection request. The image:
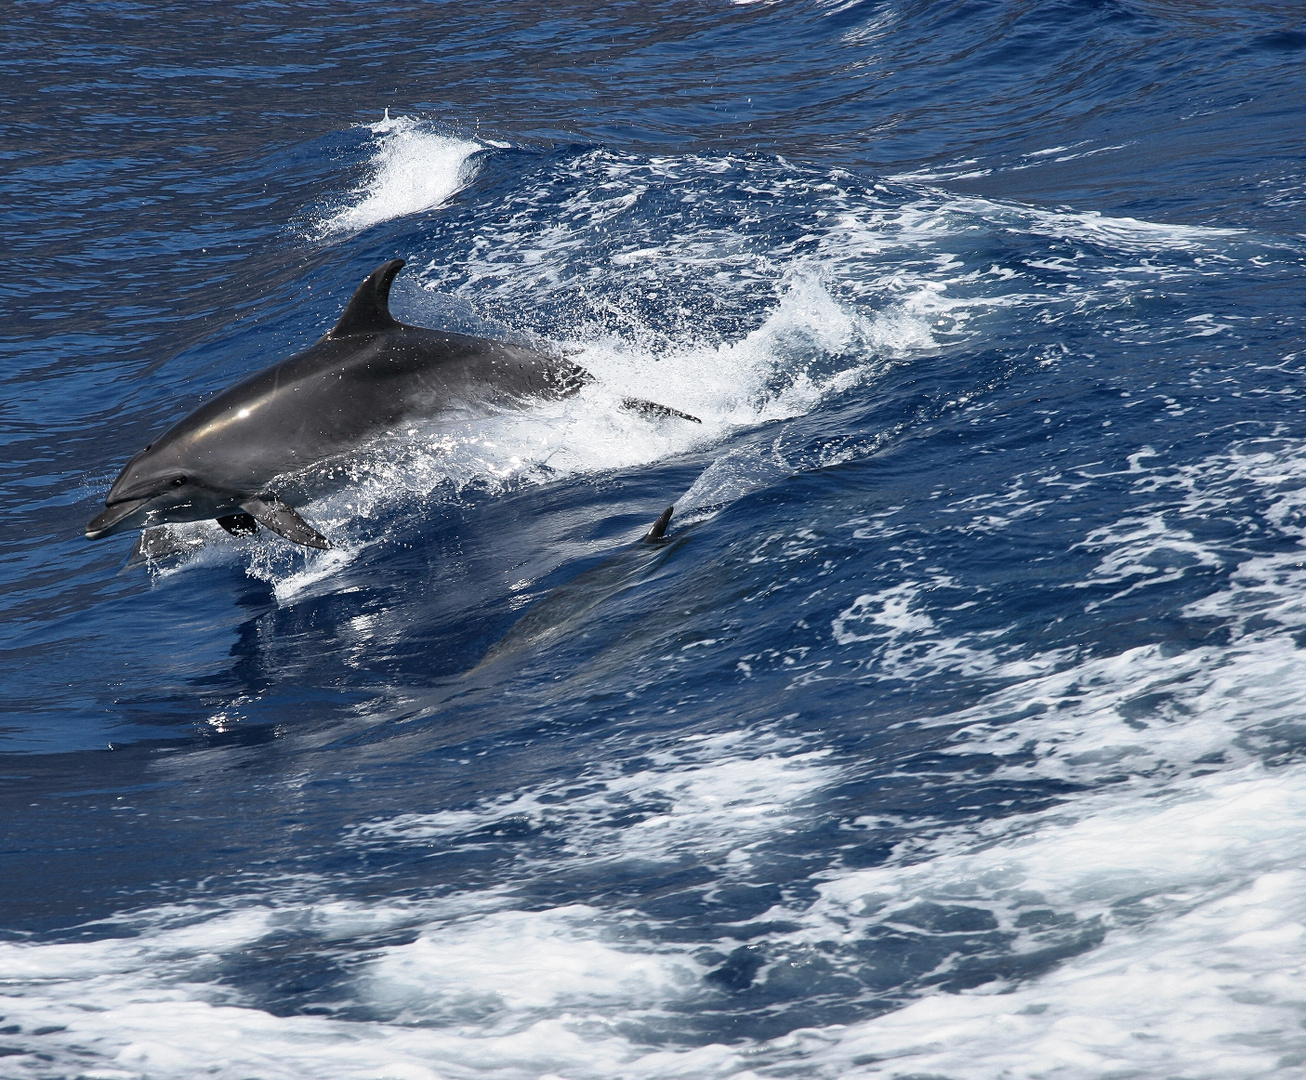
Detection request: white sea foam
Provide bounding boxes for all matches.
[794,436,1306,791]
[317,114,484,237]
[266,545,362,603]
[362,905,703,1021]
[0,916,740,1080]
[0,730,835,1079]
[645,434,1306,1073]
[764,763,1306,1079]
[348,727,837,869]
[567,271,928,431]
[12,750,1306,1078]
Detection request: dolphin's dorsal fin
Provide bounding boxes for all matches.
[643,506,674,543]
[329,258,405,338]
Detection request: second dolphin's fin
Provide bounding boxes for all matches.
[643,506,674,543]
[329,259,405,338]
[240,496,330,550]
[620,397,702,424]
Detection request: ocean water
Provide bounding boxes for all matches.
[4,2,1306,1077]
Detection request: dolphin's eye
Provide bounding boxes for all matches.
[143,444,152,452]
[172,475,187,487]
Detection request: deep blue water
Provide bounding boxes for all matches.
[5,2,1306,1077]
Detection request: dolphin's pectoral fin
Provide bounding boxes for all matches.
[620,397,702,424]
[240,496,330,550]
[643,506,674,544]
[216,512,259,537]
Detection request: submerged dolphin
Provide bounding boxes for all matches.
[87,259,697,553]
[475,505,677,668]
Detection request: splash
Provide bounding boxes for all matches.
[317,113,485,237]
[147,268,931,598]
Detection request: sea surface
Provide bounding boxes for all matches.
[4,2,1306,1077]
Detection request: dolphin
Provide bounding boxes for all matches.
[87,259,697,553]
[475,505,677,668]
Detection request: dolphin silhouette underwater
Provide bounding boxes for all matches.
[476,504,677,669]
[86,259,698,554]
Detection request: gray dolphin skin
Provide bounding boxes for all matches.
[87,259,678,553]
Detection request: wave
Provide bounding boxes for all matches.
[316,112,486,237]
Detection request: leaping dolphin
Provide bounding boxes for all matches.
[86,259,698,553]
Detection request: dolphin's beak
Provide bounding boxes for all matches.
[86,497,151,540]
